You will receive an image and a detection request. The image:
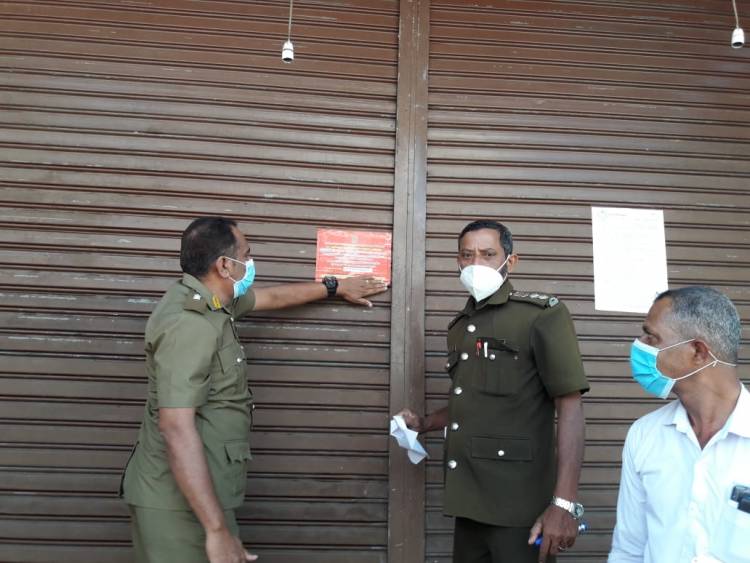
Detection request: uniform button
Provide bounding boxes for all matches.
[454,386,463,395]
[460,352,469,360]
[467,324,476,333]
[445,362,451,369]
[236,357,243,363]
[497,450,505,457]
[230,317,234,322]
[489,353,496,360]
[192,294,201,300]
[451,422,460,431]
[448,460,457,469]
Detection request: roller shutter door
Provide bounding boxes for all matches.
[423,1,750,561]
[0,1,398,561]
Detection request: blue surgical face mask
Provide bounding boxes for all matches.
[224,257,255,298]
[630,338,735,399]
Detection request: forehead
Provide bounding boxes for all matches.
[645,298,673,332]
[459,228,502,249]
[231,226,249,248]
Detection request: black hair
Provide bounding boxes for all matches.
[458,220,513,257]
[180,216,238,278]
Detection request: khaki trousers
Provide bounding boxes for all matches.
[128,505,240,563]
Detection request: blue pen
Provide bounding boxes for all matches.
[534,521,588,547]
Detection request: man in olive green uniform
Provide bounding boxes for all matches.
[121,216,386,563]
[399,220,589,563]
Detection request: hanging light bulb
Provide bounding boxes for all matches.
[731,0,744,48]
[282,0,295,62]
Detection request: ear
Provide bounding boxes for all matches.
[690,340,712,364]
[506,254,519,273]
[215,256,232,279]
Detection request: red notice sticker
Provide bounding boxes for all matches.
[315,228,392,284]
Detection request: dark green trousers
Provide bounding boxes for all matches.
[453,517,555,563]
[128,505,240,563]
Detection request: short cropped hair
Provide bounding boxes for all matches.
[655,286,741,363]
[180,217,238,278]
[458,220,513,257]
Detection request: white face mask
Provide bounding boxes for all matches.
[459,255,511,302]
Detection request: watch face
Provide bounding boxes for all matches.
[572,503,584,518]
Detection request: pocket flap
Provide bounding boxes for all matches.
[471,435,532,461]
[224,440,252,462]
[218,343,244,373]
[445,351,459,372]
[485,338,519,353]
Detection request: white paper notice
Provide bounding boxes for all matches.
[592,207,669,314]
[389,415,428,464]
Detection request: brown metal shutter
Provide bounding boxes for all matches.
[0,1,398,561]
[424,1,749,561]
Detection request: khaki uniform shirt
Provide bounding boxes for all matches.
[443,282,589,527]
[122,274,255,510]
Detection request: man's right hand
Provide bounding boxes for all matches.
[206,528,258,562]
[396,408,425,432]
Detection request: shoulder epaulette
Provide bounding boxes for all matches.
[509,290,559,308]
[183,292,208,313]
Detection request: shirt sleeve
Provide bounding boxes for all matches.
[152,313,216,408]
[608,426,648,563]
[530,302,589,397]
[231,288,256,319]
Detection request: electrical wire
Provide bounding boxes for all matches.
[732,0,740,28]
[287,0,294,42]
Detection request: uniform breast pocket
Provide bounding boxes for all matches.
[479,338,522,396]
[214,342,245,394]
[711,498,750,562]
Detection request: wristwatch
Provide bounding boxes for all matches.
[322,275,338,298]
[551,496,585,520]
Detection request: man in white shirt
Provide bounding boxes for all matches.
[609,286,750,563]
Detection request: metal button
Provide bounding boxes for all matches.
[467,324,476,333]
[460,352,469,360]
[236,357,243,363]
[454,386,463,395]
[497,450,505,457]
[445,362,451,369]
[451,422,460,431]
[230,317,234,322]
[192,294,201,300]
[489,353,496,360]
[448,460,457,469]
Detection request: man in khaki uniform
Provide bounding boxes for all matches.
[121,216,387,563]
[399,220,589,563]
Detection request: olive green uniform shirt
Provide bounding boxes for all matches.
[443,282,589,527]
[122,274,255,510]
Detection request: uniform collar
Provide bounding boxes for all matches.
[461,281,514,315]
[669,383,750,440]
[181,273,224,311]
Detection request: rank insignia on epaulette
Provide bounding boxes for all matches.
[211,295,222,309]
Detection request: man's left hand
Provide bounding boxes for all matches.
[528,504,579,562]
[336,276,389,307]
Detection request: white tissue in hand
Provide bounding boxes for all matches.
[389,415,428,464]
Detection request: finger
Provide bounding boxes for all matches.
[527,521,542,545]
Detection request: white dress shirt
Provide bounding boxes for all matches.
[609,384,750,563]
